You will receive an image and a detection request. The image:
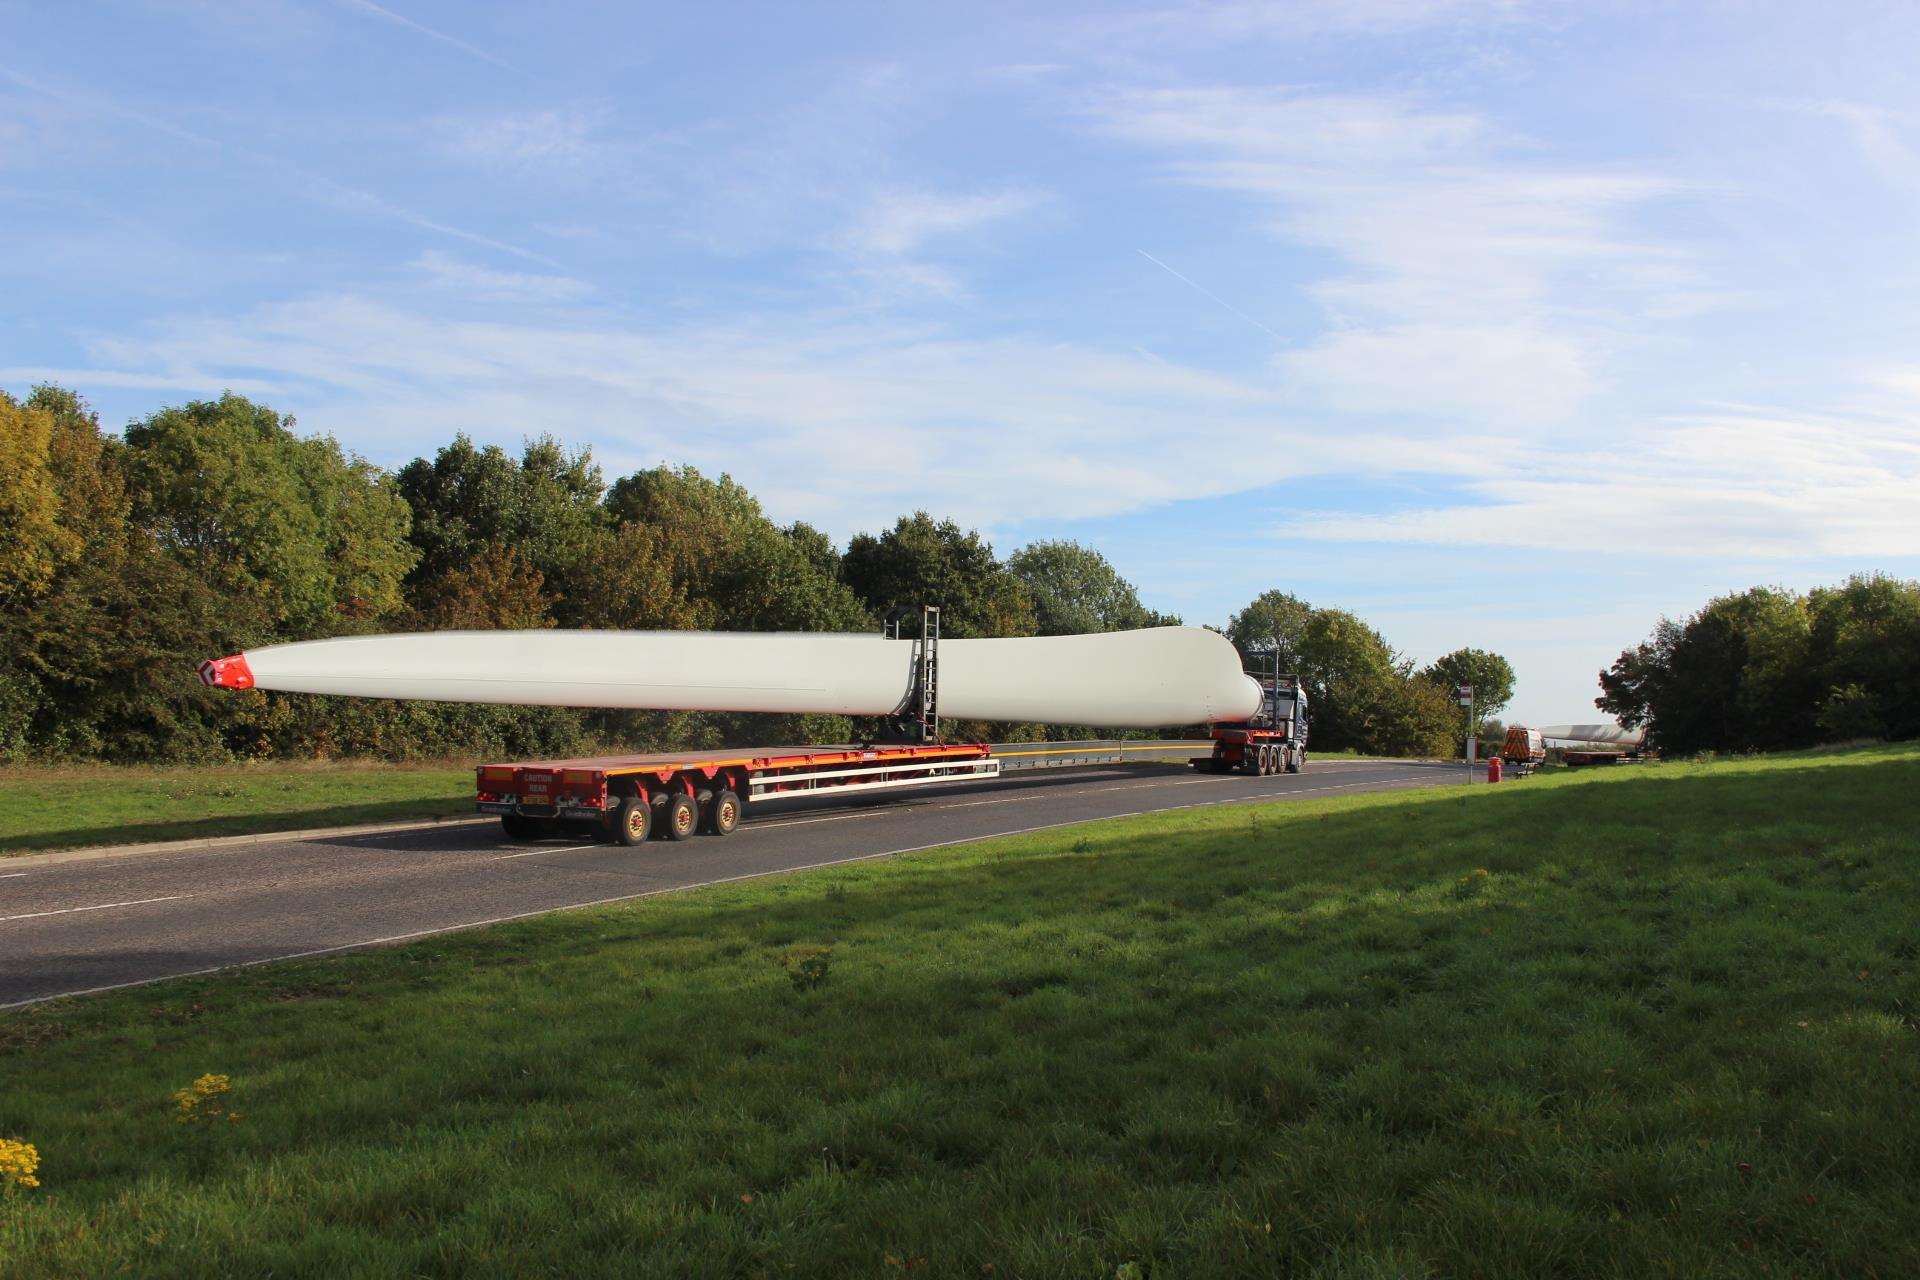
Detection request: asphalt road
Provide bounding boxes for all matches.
[0,757,1457,1008]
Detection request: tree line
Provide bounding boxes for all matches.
[1598,577,1920,755]
[2,386,1510,763]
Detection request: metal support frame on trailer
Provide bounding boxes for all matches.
[746,751,996,800]
[880,604,940,744]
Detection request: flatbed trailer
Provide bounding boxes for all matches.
[1562,748,1638,767]
[475,739,1214,844]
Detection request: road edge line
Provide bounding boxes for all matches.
[1,814,491,870]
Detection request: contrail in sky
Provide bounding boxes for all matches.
[1136,248,1285,343]
[0,65,559,267]
[334,0,526,76]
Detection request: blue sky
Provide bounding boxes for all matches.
[5,0,1918,724]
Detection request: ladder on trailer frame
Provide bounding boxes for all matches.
[881,605,941,744]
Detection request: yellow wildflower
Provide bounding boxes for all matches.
[0,1138,40,1194]
[173,1073,239,1125]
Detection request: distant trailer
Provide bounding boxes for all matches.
[475,739,1213,845]
[1562,749,1634,767]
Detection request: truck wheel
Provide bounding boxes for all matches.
[1284,748,1301,774]
[704,789,742,835]
[608,795,651,847]
[1261,745,1277,775]
[501,813,542,841]
[661,792,699,841]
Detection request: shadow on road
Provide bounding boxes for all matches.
[0,798,475,858]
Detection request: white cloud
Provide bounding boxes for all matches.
[842,188,1042,257]
[441,107,605,167]
[412,250,592,301]
[1093,86,1700,423]
[0,366,284,396]
[1805,100,1920,198]
[832,186,1045,298]
[1283,403,1920,557]
[1090,0,1533,47]
[71,291,1412,536]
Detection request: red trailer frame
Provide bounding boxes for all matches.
[476,741,998,845]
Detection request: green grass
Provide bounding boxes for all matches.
[0,761,474,854]
[3,746,1917,1277]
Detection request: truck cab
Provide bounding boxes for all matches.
[1265,676,1309,745]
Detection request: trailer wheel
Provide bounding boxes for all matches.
[661,792,699,841]
[608,795,651,847]
[704,789,742,835]
[501,813,543,841]
[1284,747,1301,774]
[1256,745,1272,775]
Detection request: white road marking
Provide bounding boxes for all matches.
[1,895,191,923]
[927,793,1040,810]
[497,843,605,860]
[0,873,29,880]
[749,808,894,829]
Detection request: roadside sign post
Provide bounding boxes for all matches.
[1456,683,1474,784]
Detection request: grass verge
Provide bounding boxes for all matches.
[3,746,1917,1276]
[0,761,474,855]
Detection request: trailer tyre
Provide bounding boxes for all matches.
[608,796,652,847]
[661,792,699,841]
[704,789,742,835]
[1284,748,1301,774]
[501,813,543,841]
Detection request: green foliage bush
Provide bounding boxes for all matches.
[1600,577,1920,754]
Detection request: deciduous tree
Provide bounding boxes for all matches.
[1006,540,1175,635]
[124,394,414,634]
[842,512,1035,639]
